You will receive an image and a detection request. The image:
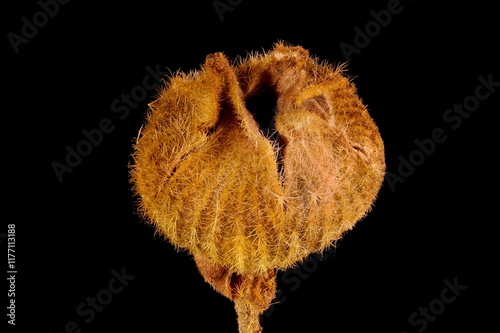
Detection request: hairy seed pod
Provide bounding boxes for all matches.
[131,42,385,333]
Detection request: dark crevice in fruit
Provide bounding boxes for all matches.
[244,84,286,183]
[229,272,243,295]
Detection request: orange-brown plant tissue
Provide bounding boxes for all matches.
[131,42,385,333]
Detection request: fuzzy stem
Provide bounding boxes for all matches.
[235,299,262,333]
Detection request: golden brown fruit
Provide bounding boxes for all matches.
[131,42,385,333]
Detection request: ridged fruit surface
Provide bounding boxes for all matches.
[131,42,385,333]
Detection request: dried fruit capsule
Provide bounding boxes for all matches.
[131,42,385,333]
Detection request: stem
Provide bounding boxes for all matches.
[235,299,263,333]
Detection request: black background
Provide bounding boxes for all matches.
[4,0,498,332]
